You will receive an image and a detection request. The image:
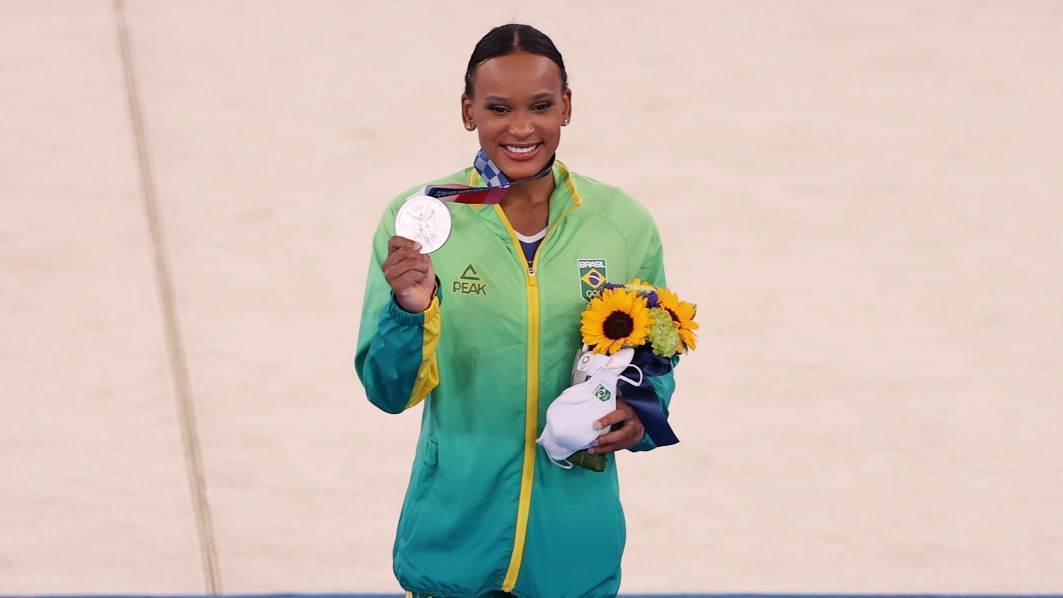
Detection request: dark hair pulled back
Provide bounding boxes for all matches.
[464,24,568,97]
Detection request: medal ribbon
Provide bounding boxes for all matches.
[424,149,555,204]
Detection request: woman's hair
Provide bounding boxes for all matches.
[464,24,568,97]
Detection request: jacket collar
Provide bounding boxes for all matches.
[468,159,582,233]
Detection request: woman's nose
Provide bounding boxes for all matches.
[508,117,534,137]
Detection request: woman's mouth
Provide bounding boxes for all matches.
[502,143,542,161]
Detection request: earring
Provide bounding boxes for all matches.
[465,122,475,131]
[561,119,569,126]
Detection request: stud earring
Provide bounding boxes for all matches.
[561,119,569,126]
[465,122,475,131]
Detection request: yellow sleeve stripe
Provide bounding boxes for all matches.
[404,294,441,410]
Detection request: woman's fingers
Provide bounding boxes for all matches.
[591,423,640,451]
[382,235,436,313]
[383,246,427,271]
[590,428,642,454]
[593,407,630,432]
[392,269,429,289]
[384,240,433,291]
[388,235,422,255]
[385,256,430,283]
[589,407,644,454]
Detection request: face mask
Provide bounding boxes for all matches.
[536,347,643,468]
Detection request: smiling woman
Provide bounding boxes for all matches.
[355,23,679,598]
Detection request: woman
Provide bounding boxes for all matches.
[355,24,678,598]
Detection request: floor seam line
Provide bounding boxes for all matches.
[111,0,222,592]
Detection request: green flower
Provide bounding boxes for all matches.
[623,278,658,295]
[648,307,679,357]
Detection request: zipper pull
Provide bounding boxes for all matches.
[528,266,536,277]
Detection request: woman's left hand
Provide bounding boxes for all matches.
[588,396,645,454]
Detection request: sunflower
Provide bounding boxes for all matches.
[580,287,652,355]
[656,286,699,353]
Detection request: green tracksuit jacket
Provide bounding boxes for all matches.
[354,160,677,598]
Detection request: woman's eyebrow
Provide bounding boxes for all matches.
[483,92,556,103]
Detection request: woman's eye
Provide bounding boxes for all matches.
[533,102,552,111]
[489,105,508,114]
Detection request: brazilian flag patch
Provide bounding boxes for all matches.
[578,258,608,301]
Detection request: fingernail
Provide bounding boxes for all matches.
[587,448,596,454]
[593,422,603,430]
[412,242,422,251]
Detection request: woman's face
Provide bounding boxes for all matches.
[462,52,572,181]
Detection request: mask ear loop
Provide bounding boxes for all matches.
[617,364,644,387]
[549,457,574,470]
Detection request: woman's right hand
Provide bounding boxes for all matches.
[383,236,437,313]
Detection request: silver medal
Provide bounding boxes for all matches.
[395,194,452,254]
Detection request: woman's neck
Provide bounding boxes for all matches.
[500,171,554,236]
[501,171,555,208]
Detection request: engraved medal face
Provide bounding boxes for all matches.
[394,195,452,254]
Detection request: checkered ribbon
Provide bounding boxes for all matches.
[473,149,510,187]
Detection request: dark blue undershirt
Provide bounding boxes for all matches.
[519,239,543,266]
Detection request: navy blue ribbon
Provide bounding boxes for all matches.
[617,346,680,447]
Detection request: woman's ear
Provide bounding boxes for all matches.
[461,94,475,130]
[562,88,573,124]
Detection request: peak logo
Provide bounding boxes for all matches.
[452,264,488,296]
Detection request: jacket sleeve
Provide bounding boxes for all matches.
[628,221,679,452]
[354,201,442,414]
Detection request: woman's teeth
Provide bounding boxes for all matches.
[505,144,539,154]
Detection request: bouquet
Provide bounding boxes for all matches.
[537,279,698,471]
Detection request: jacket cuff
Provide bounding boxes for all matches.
[388,276,442,321]
[628,431,658,452]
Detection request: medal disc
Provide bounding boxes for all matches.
[395,195,452,254]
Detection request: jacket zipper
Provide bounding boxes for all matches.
[495,201,577,592]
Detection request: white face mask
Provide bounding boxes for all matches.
[536,347,643,468]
